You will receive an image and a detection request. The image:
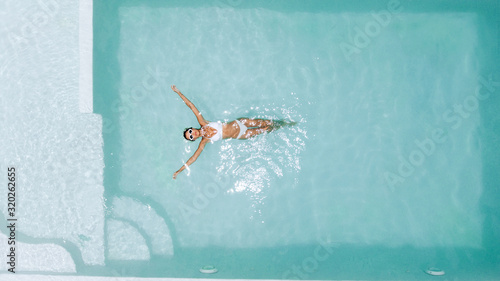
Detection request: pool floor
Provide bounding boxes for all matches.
[2,0,499,280]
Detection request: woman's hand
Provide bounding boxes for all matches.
[173,171,180,180]
[171,85,180,93]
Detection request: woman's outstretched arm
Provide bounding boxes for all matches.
[171,85,208,126]
[173,138,209,179]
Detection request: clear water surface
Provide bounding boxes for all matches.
[92,0,500,279]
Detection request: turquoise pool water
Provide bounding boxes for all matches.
[93,0,500,279]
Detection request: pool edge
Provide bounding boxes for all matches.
[79,0,93,113]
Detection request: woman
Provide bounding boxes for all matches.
[171,85,282,179]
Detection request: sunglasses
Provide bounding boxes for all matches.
[188,129,194,140]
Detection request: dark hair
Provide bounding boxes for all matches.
[183,127,195,141]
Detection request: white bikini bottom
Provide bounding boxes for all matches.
[235,119,248,139]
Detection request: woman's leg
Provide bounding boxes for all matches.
[238,127,271,139]
[238,118,272,128]
[237,118,297,139]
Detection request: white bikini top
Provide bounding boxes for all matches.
[203,121,223,142]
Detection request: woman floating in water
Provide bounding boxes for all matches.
[171,85,294,179]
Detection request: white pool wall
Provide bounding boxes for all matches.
[1,276,309,281]
[0,0,103,274]
[79,0,93,113]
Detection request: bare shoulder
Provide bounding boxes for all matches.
[200,137,211,146]
[199,119,209,126]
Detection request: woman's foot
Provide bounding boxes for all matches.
[270,120,297,131]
